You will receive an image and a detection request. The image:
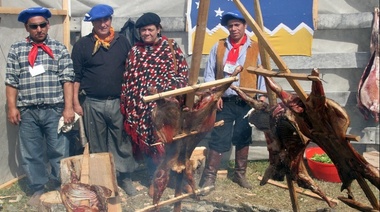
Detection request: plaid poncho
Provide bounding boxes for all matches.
[121,36,188,159]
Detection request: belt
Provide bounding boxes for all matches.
[221,96,247,106]
[23,103,64,110]
[87,96,119,100]
[221,96,240,102]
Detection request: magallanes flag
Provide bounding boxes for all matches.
[187,0,315,56]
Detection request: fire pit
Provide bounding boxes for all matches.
[305,147,341,183]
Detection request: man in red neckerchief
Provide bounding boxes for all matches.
[200,10,267,194]
[5,7,75,206]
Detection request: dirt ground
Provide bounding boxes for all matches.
[121,160,379,212]
[0,160,378,211]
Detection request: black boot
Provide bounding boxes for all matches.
[199,149,223,195]
[232,145,253,189]
[118,172,137,196]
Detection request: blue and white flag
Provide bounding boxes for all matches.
[187,0,315,56]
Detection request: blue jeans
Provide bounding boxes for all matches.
[19,106,69,192]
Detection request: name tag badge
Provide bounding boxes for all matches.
[29,64,45,77]
[223,62,238,75]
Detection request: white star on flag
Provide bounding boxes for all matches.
[195,1,199,9]
[214,7,224,17]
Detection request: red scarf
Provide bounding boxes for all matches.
[226,34,247,63]
[28,41,54,67]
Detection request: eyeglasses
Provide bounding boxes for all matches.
[28,22,48,29]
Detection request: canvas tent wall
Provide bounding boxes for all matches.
[0,0,379,186]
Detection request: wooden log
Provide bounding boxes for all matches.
[185,0,210,108]
[257,176,339,205]
[135,186,214,212]
[143,77,238,103]
[248,66,321,81]
[234,0,308,102]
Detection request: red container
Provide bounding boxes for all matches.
[305,147,341,183]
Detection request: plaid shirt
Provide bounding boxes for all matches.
[5,36,74,107]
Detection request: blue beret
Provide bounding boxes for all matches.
[221,10,246,26]
[84,4,114,22]
[135,12,161,28]
[18,7,51,24]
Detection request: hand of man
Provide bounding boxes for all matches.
[63,107,75,124]
[7,107,21,125]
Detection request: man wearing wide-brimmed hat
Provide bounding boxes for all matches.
[71,4,138,196]
[5,6,75,206]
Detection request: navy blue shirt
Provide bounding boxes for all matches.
[71,33,131,98]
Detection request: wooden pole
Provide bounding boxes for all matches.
[286,173,300,212]
[185,0,210,108]
[62,0,70,50]
[253,0,277,107]
[143,77,238,103]
[79,117,90,207]
[258,176,339,205]
[247,66,321,81]
[233,0,308,103]
[136,186,214,212]
[0,175,25,190]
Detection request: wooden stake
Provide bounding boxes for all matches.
[248,66,321,81]
[234,0,308,103]
[257,176,339,205]
[253,0,277,107]
[79,117,90,207]
[0,175,25,190]
[185,0,210,108]
[150,120,224,146]
[135,186,214,212]
[143,77,238,103]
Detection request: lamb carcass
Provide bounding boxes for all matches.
[266,69,379,210]
[231,84,337,208]
[149,66,243,205]
[357,7,379,122]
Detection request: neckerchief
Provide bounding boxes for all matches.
[226,34,247,63]
[92,27,115,55]
[28,38,54,68]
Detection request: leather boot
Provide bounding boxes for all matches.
[118,172,137,196]
[199,149,223,195]
[232,145,253,189]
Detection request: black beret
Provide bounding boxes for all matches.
[135,12,161,28]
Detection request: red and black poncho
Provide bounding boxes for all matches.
[121,36,189,159]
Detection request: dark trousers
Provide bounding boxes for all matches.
[208,101,252,153]
[82,97,138,173]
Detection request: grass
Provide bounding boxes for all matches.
[1,160,378,211]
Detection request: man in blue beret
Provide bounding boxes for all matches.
[199,10,267,194]
[71,4,138,196]
[5,6,75,206]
